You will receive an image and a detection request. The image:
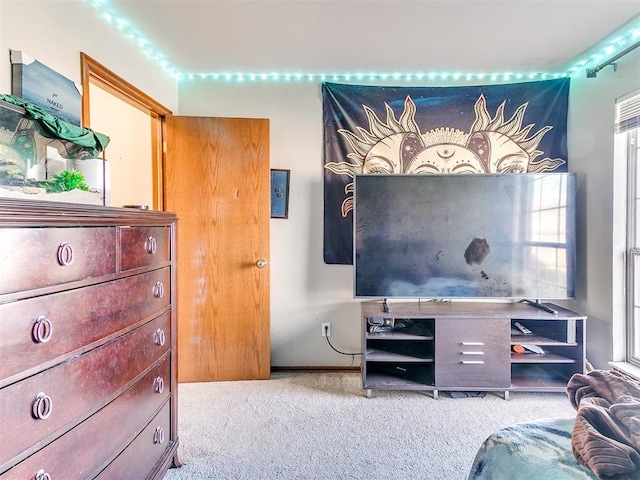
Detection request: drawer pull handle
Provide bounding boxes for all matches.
[146,236,158,255]
[153,281,165,298]
[33,316,53,343]
[153,426,165,444]
[461,360,485,365]
[461,342,484,346]
[154,328,166,346]
[154,376,165,394]
[32,392,53,420]
[461,351,484,355]
[56,242,74,266]
[35,470,51,480]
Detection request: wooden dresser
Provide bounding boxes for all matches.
[0,199,179,479]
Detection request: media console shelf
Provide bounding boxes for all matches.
[361,301,586,399]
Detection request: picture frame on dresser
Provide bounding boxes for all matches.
[10,50,82,126]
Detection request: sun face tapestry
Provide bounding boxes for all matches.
[322,78,570,265]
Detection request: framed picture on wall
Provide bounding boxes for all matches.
[270,169,290,218]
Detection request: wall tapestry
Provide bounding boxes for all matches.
[322,78,570,265]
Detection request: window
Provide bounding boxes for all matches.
[521,174,572,298]
[622,91,640,367]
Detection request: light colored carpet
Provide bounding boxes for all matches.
[163,371,578,480]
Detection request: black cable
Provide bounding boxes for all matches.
[324,327,362,356]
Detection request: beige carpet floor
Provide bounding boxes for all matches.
[163,371,577,480]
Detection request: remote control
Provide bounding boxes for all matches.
[514,322,532,335]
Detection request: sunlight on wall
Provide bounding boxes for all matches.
[89,84,153,208]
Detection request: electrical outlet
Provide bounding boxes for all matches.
[322,323,331,337]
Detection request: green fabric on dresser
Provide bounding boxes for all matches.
[0,94,109,155]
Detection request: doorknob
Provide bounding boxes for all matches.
[256,259,268,268]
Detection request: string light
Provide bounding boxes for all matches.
[86,0,639,83]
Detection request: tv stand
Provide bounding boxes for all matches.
[361,301,586,399]
[520,299,559,315]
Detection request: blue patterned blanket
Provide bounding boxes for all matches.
[467,418,597,480]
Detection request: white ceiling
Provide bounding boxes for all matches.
[106,0,640,76]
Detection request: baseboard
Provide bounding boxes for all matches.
[271,366,360,373]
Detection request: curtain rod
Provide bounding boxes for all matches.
[587,40,640,77]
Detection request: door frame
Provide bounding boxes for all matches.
[80,53,172,210]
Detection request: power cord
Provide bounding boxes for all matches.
[324,325,362,357]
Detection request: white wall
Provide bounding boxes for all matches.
[2,1,638,368]
[566,48,640,369]
[89,84,154,208]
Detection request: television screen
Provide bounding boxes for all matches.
[353,173,576,300]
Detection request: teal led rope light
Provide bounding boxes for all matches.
[87,0,640,83]
[180,71,569,83]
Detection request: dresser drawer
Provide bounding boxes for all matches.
[0,268,171,383]
[435,317,510,388]
[0,312,171,470]
[97,401,172,480]
[120,226,170,271]
[0,357,170,479]
[0,227,116,295]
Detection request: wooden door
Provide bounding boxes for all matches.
[164,116,270,382]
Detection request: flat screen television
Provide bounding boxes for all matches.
[353,173,576,300]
